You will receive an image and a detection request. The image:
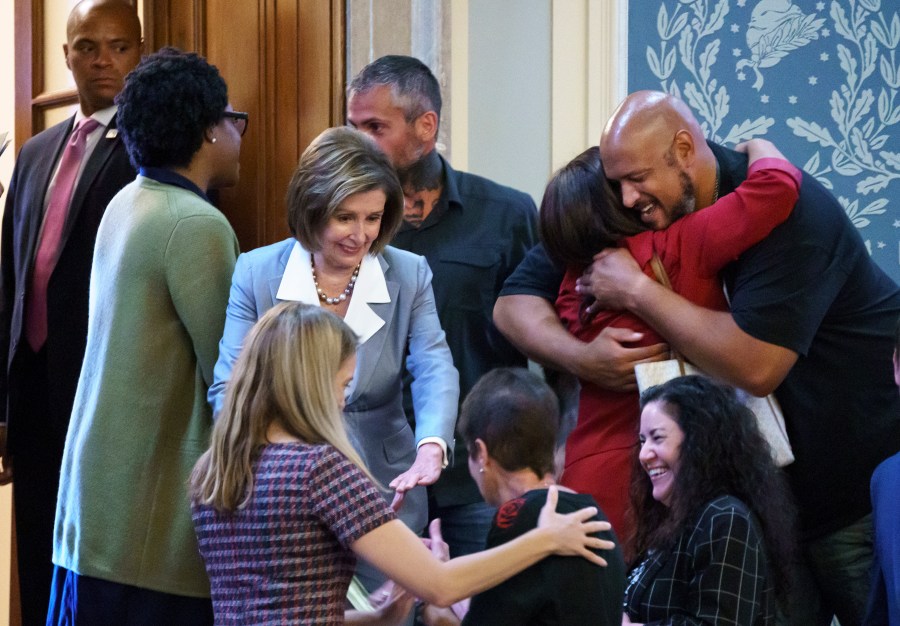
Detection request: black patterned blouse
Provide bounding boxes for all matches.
[624,495,774,625]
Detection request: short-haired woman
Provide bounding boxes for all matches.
[208,125,458,590]
[49,48,243,624]
[191,303,612,624]
[427,367,626,625]
[623,376,796,625]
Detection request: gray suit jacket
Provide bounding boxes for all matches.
[209,238,459,532]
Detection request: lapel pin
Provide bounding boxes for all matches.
[105,128,118,139]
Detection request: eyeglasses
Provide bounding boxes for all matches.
[222,110,249,137]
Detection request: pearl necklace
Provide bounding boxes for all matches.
[311,258,360,305]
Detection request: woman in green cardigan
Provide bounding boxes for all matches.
[48,48,244,625]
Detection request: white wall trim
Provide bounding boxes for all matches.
[449,0,468,171]
[551,0,628,170]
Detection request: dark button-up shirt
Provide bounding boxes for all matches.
[393,155,538,507]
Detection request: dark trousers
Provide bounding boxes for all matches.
[47,566,213,626]
[10,346,64,626]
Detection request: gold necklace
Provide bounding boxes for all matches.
[311,258,360,305]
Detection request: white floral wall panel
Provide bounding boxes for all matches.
[630,0,900,283]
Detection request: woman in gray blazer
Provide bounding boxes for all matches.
[208,127,458,551]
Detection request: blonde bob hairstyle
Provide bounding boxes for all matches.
[190,301,369,512]
[286,126,404,256]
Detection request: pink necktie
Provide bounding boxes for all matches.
[25,117,101,351]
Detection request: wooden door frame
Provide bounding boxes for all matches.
[141,0,347,248]
[13,0,346,164]
[14,0,346,251]
[8,3,347,624]
[142,0,346,140]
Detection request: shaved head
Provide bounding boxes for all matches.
[601,90,706,152]
[598,91,719,229]
[67,0,141,43]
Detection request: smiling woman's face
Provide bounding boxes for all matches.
[316,188,386,273]
[638,400,685,507]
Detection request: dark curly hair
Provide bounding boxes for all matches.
[459,368,559,478]
[116,47,227,169]
[629,375,796,598]
[538,146,645,268]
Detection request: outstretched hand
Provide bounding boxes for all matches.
[537,486,615,566]
[389,443,444,511]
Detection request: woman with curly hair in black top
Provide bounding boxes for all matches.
[623,376,796,625]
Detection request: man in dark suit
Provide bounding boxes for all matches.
[0,1,142,621]
[348,56,538,558]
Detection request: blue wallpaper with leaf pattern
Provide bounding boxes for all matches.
[628,0,900,283]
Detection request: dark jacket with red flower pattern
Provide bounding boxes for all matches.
[463,489,625,625]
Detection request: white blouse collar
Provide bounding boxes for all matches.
[275,241,389,343]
